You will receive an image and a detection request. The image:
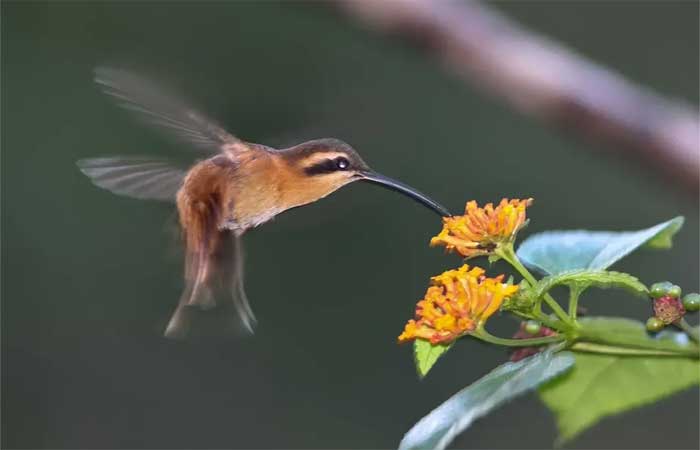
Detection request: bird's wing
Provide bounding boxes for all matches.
[94,67,250,157]
[77,156,186,202]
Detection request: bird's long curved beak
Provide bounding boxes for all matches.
[359,171,452,217]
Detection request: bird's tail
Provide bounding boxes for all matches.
[164,197,255,339]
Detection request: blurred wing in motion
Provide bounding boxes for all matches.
[94,66,246,155]
[164,230,256,339]
[77,156,186,202]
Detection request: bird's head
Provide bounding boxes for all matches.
[282,138,451,217]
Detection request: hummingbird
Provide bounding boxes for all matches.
[78,68,451,339]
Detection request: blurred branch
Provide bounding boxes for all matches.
[333,0,700,192]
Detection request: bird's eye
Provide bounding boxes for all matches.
[335,157,350,170]
[304,156,351,176]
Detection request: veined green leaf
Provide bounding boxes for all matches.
[400,350,575,450]
[540,344,699,444]
[414,339,452,378]
[533,270,648,299]
[516,217,684,275]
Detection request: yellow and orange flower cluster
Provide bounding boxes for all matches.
[398,265,519,344]
[431,198,533,258]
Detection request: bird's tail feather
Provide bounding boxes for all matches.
[164,229,256,339]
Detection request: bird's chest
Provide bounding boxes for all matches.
[224,175,287,232]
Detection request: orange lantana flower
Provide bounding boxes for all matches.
[431,198,533,258]
[398,265,519,344]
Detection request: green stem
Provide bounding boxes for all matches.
[568,287,582,320]
[497,245,573,327]
[576,326,699,357]
[571,342,698,358]
[533,313,564,331]
[473,327,565,347]
[511,310,569,334]
[676,318,700,343]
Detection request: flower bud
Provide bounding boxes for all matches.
[524,320,541,335]
[510,322,557,362]
[682,293,700,312]
[653,295,685,325]
[646,317,664,332]
[667,285,682,299]
[650,281,674,299]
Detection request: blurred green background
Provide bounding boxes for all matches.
[2,1,698,449]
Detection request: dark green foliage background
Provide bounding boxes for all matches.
[2,2,698,448]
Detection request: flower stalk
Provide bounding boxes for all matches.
[568,287,583,320]
[496,244,573,327]
[676,318,700,343]
[575,322,699,358]
[570,342,699,358]
[473,326,565,347]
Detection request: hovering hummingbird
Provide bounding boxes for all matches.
[78,68,451,339]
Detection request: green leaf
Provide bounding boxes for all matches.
[540,345,700,444]
[533,270,648,299]
[399,350,575,450]
[576,317,699,355]
[516,217,684,275]
[414,339,452,378]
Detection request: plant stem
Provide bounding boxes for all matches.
[473,327,565,347]
[571,342,698,358]
[676,318,700,343]
[533,313,564,331]
[512,310,569,334]
[497,245,573,326]
[576,323,699,357]
[568,287,582,320]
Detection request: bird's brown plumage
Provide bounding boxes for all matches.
[168,141,362,337]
